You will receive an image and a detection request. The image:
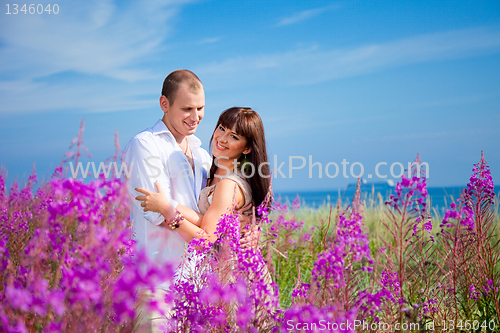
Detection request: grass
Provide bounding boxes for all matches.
[263,189,500,326]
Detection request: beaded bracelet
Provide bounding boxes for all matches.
[165,210,184,230]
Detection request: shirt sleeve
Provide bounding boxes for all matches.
[124,136,179,226]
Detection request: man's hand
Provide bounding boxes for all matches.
[237,204,260,249]
[240,224,261,249]
[236,203,253,224]
[135,180,172,215]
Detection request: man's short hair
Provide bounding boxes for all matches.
[161,70,203,106]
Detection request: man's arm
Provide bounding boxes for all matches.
[124,137,177,226]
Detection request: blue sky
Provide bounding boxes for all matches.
[1,0,499,192]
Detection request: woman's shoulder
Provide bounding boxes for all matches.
[224,170,248,182]
[222,171,252,205]
[209,177,245,207]
[220,170,250,189]
[208,171,252,201]
[214,173,245,192]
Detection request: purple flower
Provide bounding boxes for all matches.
[380,270,401,303]
[386,174,429,218]
[311,210,373,294]
[465,152,495,208]
[291,283,310,301]
[469,285,481,300]
[5,286,33,312]
[292,195,301,211]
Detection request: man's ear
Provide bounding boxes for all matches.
[159,95,170,112]
[243,147,252,155]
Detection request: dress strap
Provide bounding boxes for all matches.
[222,171,253,207]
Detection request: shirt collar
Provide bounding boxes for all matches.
[151,119,202,148]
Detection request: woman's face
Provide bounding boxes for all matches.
[212,124,251,162]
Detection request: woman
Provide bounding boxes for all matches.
[135,107,276,329]
[135,106,270,243]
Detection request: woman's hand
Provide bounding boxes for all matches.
[135,181,171,214]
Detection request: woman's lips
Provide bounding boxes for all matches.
[216,141,227,150]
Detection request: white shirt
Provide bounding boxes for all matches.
[123,119,211,285]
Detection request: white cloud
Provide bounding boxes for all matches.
[0,77,159,114]
[197,27,500,89]
[0,0,182,82]
[0,0,195,114]
[275,4,341,27]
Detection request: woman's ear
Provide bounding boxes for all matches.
[243,146,252,155]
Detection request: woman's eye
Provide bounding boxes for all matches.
[231,135,238,140]
[219,125,224,131]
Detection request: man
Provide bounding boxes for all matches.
[124,70,257,332]
[124,69,210,332]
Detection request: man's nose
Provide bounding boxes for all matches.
[189,111,199,122]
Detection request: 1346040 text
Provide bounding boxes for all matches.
[5,4,59,14]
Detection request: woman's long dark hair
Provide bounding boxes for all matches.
[208,107,270,209]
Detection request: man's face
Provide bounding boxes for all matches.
[161,84,205,141]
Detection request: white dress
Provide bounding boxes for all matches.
[196,171,278,331]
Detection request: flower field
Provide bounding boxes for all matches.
[1,128,499,332]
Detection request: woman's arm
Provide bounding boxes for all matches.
[195,178,244,243]
[175,205,203,227]
[136,181,204,227]
[136,180,245,244]
[175,178,245,243]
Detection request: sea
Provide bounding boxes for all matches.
[274,181,500,215]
